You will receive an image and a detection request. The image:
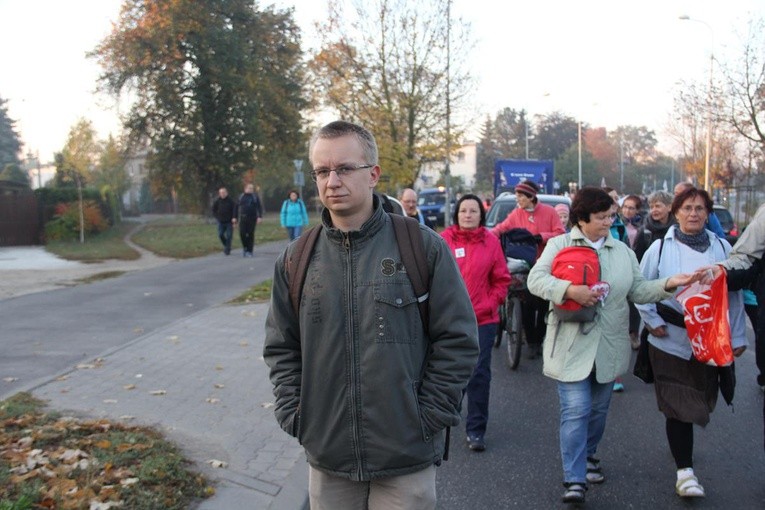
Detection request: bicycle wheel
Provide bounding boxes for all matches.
[506,296,523,369]
[494,299,507,348]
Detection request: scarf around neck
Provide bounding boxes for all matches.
[674,227,710,253]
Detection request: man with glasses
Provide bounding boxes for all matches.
[263,120,478,509]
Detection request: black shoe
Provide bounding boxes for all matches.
[466,434,485,451]
[526,343,541,359]
[224,248,230,255]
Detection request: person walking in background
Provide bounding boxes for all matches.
[399,188,426,225]
[280,190,309,241]
[263,120,478,510]
[442,194,511,452]
[212,187,237,255]
[645,190,675,246]
[492,180,566,359]
[237,183,263,257]
[637,186,746,499]
[526,187,698,505]
[555,203,571,232]
[621,194,649,351]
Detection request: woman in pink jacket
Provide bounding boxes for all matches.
[491,181,565,358]
[442,194,511,452]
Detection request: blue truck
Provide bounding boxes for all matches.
[494,159,555,197]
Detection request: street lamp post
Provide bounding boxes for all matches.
[577,120,582,189]
[679,15,714,192]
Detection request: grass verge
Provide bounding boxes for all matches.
[73,271,128,284]
[0,393,212,510]
[46,223,141,262]
[131,213,290,259]
[228,279,272,304]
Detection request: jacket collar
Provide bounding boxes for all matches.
[570,225,617,249]
[321,194,385,245]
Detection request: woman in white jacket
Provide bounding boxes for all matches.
[637,186,747,499]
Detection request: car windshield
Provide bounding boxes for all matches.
[418,193,445,206]
[486,195,571,228]
[715,207,734,231]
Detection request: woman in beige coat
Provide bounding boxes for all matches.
[527,187,697,505]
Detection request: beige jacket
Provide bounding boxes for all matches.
[527,227,673,383]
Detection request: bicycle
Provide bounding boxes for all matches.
[494,270,529,370]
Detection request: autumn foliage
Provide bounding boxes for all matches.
[0,393,210,509]
[44,201,108,241]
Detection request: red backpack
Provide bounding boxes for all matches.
[551,245,600,323]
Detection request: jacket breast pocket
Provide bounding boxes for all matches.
[373,282,420,344]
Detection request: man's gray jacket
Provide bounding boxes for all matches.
[264,198,479,481]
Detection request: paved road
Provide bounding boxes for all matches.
[0,241,286,399]
[436,341,765,509]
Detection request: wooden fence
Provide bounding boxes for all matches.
[0,193,40,246]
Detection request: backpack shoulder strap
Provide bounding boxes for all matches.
[390,214,430,335]
[287,225,322,313]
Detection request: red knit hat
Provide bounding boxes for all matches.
[515,182,538,199]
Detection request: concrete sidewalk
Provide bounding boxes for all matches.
[31,302,308,510]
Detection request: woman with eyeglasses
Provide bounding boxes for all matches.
[527,187,698,505]
[636,187,747,500]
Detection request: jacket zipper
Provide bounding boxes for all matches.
[344,232,365,480]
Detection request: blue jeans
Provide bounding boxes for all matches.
[286,226,303,241]
[466,323,497,437]
[217,222,233,252]
[557,372,614,484]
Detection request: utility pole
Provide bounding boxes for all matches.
[444,0,452,226]
[619,139,624,191]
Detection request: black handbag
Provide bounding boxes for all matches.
[632,327,654,384]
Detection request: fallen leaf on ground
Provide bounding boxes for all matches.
[206,459,228,468]
[3,377,19,382]
[103,399,118,404]
[122,384,136,390]
[133,327,144,334]
[120,477,139,486]
[261,402,275,409]
[214,365,224,371]
[239,341,249,347]
[56,375,69,381]
[205,398,220,404]
[213,383,225,389]
[149,390,166,396]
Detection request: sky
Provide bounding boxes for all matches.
[0,0,762,165]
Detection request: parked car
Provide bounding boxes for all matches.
[713,204,738,244]
[486,192,572,229]
[418,187,455,227]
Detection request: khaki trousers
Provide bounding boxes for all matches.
[308,464,437,510]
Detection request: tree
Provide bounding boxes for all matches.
[56,119,101,243]
[92,135,130,199]
[309,0,474,190]
[0,96,22,168]
[0,163,30,186]
[532,112,579,162]
[474,116,496,193]
[91,0,307,212]
[720,17,765,157]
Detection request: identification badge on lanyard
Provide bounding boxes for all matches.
[455,247,466,258]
